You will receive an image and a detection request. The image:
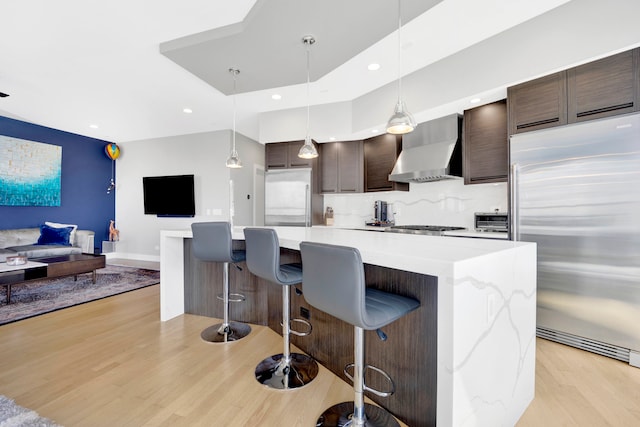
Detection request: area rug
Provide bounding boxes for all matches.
[0,265,159,325]
[0,395,61,427]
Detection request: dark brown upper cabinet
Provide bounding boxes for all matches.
[265,142,288,169]
[265,141,315,169]
[567,49,640,123]
[508,71,567,136]
[508,48,640,136]
[463,99,508,184]
[319,140,363,194]
[363,134,408,192]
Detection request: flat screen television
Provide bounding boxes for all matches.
[143,174,195,217]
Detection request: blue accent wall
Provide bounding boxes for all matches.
[0,116,115,250]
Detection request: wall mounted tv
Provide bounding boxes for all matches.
[143,174,195,217]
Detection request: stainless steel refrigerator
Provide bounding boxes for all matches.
[264,168,312,226]
[510,112,640,367]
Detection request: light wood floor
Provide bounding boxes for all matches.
[0,285,639,426]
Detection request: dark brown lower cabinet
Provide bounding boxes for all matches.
[184,242,437,427]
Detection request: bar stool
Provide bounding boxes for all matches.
[243,228,318,390]
[191,222,251,343]
[300,241,420,427]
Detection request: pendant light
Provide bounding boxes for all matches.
[226,68,242,168]
[298,35,319,159]
[386,0,416,135]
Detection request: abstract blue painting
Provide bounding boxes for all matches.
[0,136,62,206]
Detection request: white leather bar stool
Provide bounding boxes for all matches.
[244,227,318,390]
[300,241,420,427]
[191,222,251,343]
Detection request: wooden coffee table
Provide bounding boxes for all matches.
[1,253,106,304]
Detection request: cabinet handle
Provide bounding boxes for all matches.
[516,117,559,130]
[576,102,634,117]
[509,163,519,241]
[470,175,507,182]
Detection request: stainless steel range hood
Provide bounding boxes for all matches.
[389,113,463,183]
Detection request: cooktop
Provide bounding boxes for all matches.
[387,225,466,235]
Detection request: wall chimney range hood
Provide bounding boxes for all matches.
[389,113,463,183]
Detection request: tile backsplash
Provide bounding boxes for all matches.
[323,179,507,230]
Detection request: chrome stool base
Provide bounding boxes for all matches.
[316,402,400,427]
[200,321,251,343]
[255,353,318,389]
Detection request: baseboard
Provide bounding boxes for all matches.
[104,252,160,263]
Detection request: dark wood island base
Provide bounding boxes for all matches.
[184,241,437,427]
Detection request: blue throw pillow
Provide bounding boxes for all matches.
[37,224,73,246]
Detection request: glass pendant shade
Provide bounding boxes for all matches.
[226,148,242,168]
[298,136,318,159]
[386,99,417,134]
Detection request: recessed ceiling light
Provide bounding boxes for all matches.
[329,137,336,141]
[470,98,481,104]
[368,63,381,71]
[371,129,379,133]
[271,94,282,100]
[183,108,193,114]
[89,124,98,129]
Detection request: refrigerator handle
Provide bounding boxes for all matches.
[305,184,311,227]
[510,163,519,241]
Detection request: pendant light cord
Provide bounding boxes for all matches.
[232,70,237,152]
[306,42,311,142]
[397,0,402,103]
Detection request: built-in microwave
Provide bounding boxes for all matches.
[474,212,508,233]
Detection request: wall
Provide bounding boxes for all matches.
[0,116,114,247]
[323,180,507,230]
[115,130,264,260]
[259,101,352,143]
[230,133,265,226]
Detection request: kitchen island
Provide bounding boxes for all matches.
[160,226,536,427]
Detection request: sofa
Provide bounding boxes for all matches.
[0,224,95,263]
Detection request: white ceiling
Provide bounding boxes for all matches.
[160,0,443,95]
[0,0,583,143]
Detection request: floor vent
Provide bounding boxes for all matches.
[537,327,630,363]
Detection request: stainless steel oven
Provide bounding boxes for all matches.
[474,212,508,233]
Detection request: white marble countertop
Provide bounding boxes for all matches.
[162,226,527,279]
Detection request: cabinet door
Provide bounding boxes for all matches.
[508,71,567,135]
[265,142,288,169]
[568,48,639,123]
[463,100,508,184]
[319,142,339,193]
[364,134,408,192]
[337,140,363,193]
[287,140,315,168]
